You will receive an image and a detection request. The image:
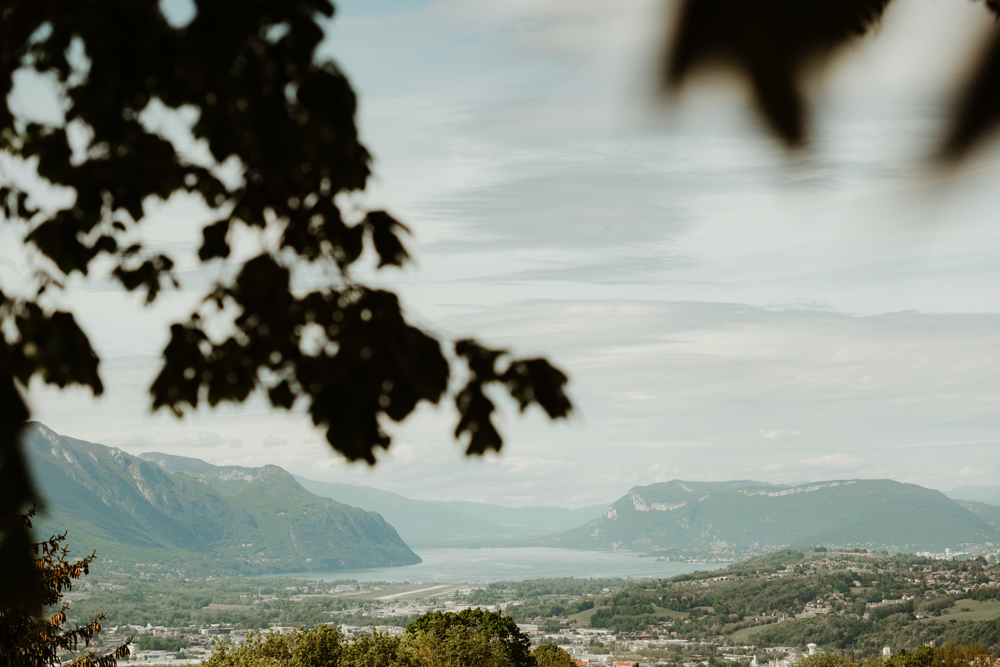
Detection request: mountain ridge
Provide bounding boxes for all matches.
[23,423,420,576]
[293,476,609,547]
[542,478,1000,558]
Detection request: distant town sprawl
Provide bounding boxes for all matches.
[60,550,1000,666]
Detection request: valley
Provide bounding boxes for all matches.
[63,551,1000,666]
[22,423,1000,579]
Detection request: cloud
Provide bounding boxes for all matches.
[797,454,863,470]
[765,453,863,474]
[118,430,238,450]
[757,429,804,441]
[15,0,1000,507]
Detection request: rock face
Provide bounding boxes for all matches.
[543,479,1000,556]
[23,422,421,575]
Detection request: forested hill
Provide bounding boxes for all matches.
[576,550,1000,653]
[543,479,1000,557]
[22,423,420,576]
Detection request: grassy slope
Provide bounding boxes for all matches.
[918,599,1000,623]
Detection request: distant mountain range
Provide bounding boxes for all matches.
[541,479,1000,556]
[294,477,607,548]
[22,422,1000,575]
[948,485,1000,506]
[23,423,419,576]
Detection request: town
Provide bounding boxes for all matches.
[66,550,1000,667]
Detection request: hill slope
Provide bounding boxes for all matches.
[543,479,1000,558]
[959,500,1000,531]
[23,423,419,576]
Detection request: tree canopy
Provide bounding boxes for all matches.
[0,0,571,607]
[406,609,534,667]
[664,0,1000,156]
[531,644,574,667]
[0,512,131,667]
[204,609,535,667]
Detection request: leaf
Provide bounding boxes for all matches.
[500,358,572,419]
[0,341,40,613]
[365,210,410,268]
[13,305,103,395]
[665,0,891,145]
[150,323,208,414]
[25,214,93,275]
[199,219,231,260]
[112,255,177,304]
[941,28,1000,160]
[454,382,503,456]
[455,339,504,381]
[268,380,296,409]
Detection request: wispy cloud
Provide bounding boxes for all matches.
[757,429,804,441]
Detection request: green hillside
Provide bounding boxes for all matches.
[570,550,1000,652]
[543,479,1000,558]
[294,476,609,548]
[23,423,420,576]
[959,500,1000,531]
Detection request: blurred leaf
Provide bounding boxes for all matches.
[454,382,503,456]
[0,340,40,613]
[12,305,103,395]
[150,323,209,415]
[941,28,1000,160]
[112,254,176,304]
[199,219,231,260]
[1,0,571,602]
[665,0,890,145]
[365,210,411,268]
[501,358,572,419]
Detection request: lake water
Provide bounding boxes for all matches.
[273,548,727,583]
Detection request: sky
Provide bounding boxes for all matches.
[3,0,1000,508]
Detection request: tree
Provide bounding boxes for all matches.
[204,617,534,667]
[406,609,535,667]
[0,0,571,606]
[531,644,574,667]
[663,0,1000,158]
[0,512,132,667]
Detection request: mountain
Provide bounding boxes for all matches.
[948,485,1000,506]
[958,500,1000,531]
[542,479,1000,557]
[23,423,420,576]
[294,476,608,547]
[427,500,606,534]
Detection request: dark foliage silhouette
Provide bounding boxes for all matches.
[0,511,132,667]
[665,0,1000,154]
[0,0,570,608]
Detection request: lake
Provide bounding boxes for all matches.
[273,548,727,583]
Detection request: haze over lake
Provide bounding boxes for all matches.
[274,548,727,584]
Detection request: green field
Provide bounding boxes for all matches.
[920,599,1000,623]
[729,625,767,642]
[651,605,689,619]
[566,605,606,627]
[565,603,688,629]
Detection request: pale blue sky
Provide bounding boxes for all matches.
[4,0,1000,507]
